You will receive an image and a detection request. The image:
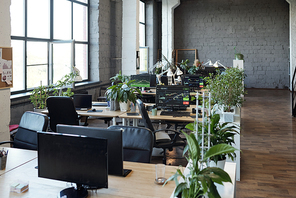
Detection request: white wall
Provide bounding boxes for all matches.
[122,0,139,76]
[0,0,11,142]
[161,0,180,63]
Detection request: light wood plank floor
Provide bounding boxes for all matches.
[236,89,296,198]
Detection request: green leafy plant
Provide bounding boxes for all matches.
[204,67,246,112]
[234,47,244,60]
[52,71,78,96]
[186,114,240,164]
[179,59,190,72]
[29,85,53,109]
[105,80,141,103]
[166,132,236,198]
[110,70,130,83]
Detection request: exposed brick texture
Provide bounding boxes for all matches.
[174,0,289,89]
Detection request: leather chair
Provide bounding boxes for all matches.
[136,99,186,164]
[47,96,88,132]
[0,111,48,150]
[108,125,154,163]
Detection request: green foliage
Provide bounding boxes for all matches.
[165,132,234,198]
[52,71,78,97]
[29,85,53,109]
[180,59,190,71]
[30,70,78,109]
[105,80,141,103]
[204,67,246,112]
[186,114,240,164]
[110,70,130,83]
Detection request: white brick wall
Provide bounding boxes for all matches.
[174,0,290,89]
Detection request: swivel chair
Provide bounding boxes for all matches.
[0,111,48,150]
[136,99,186,164]
[47,96,88,132]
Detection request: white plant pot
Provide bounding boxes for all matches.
[119,101,130,112]
[34,108,46,113]
[209,159,226,170]
[222,112,235,122]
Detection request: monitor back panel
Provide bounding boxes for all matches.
[56,124,124,176]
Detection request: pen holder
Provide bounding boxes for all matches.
[0,155,7,170]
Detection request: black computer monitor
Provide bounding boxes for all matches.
[130,73,157,88]
[130,74,151,88]
[73,94,92,110]
[37,131,108,198]
[56,124,131,177]
[183,74,204,90]
[155,85,190,111]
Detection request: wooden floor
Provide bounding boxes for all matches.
[88,89,296,197]
[236,89,296,198]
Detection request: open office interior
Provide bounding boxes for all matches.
[1,0,296,197]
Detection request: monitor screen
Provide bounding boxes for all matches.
[37,131,108,197]
[73,94,92,110]
[56,124,129,177]
[155,85,190,110]
[183,74,204,90]
[131,74,151,88]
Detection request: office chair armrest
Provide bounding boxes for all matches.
[153,128,182,134]
[153,129,183,143]
[0,141,13,145]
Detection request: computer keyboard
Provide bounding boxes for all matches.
[160,111,190,117]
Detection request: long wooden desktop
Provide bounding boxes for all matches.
[0,148,179,198]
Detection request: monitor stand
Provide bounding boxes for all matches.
[59,184,88,198]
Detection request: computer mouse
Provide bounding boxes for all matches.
[92,108,96,112]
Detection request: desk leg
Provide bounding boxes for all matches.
[112,117,116,126]
[133,119,138,127]
[122,118,126,126]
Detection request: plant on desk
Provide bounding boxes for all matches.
[186,113,240,169]
[106,79,141,111]
[165,132,236,198]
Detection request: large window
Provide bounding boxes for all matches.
[10,0,89,93]
[139,1,148,73]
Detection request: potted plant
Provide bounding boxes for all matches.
[204,67,246,122]
[52,71,79,97]
[106,80,141,111]
[186,113,240,169]
[29,84,53,111]
[234,47,244,60]
[165,132,236,198]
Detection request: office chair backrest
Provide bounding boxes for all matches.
[136,99,155,131]
[13,111,48,150]
[47,96,79,132]
[108,125,154,163]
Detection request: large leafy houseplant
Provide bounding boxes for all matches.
[105,80,141,104]
[29,85,53,109]
[204,67,246,112]
[186,114,240,164]
[166,132,236,198]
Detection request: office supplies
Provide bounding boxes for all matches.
[38,131,108,197]
[56,124,131,177]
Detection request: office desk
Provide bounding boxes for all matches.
[42,106,125,126]
[119,107,200,127]
[0,148,37,176]
[0,149,179,198]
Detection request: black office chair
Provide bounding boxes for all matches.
[0,111,48,150]
[47,96,88,132]
[136,99,186,164]
[107,125,154,163]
